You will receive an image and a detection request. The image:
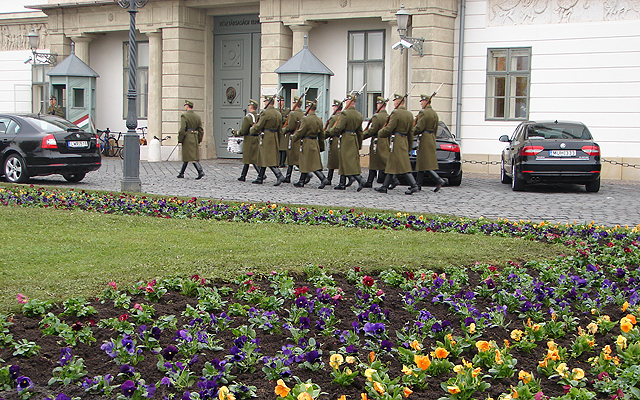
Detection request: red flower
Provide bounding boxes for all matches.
[119,314,129,321]
[362,276,374,287]
[488,265,497,272]
[354,266,361,272]
[607,242,615,247]
[294,286,309,297]
[624,247,633,253]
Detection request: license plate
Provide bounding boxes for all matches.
[68,141,88,148]
[549,150,576,157]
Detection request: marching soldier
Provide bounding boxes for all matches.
[413,94,446,192]
[233,99,263,182]
[177,100,205,180]
[282,96,304,183]
[324,99,342,185]
[249,95,286,186]
[277,95,290,167]
[362,96,389,188]
[291,100,330,188]
[375,94,419,194]
[48,95,65,118]
[328,94,366,191]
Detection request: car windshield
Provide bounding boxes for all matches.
[526,123,592,140]
[24,116,81,133]
[436,123,454,140]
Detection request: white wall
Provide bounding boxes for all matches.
[0,50,33,113]
[455,0,640,158]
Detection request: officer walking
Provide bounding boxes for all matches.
[233,99,263,182]
[324,99,342,186]
[48,95,65,118]
[250,95,286,186]
[291,100,330,188]
[177,100,205,179]
[282,96,304,183]
[375,94,419,194]
[328,94,366,191]
[413,94,446,192]
[362,96,389,188]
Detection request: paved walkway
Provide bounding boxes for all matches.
[24,157,640,228]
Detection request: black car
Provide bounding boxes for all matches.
[408,121,462,186]
[0,114,101,183]
[499,120,601,192]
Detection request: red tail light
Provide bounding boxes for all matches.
[520,145,544,156]
[42,134,57,149]
[581,145,600,156]
[440,143,460,152]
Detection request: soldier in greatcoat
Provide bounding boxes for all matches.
[413,94,446,192]
[233,99,262,182]
[328,95,366,191]
[177,100,205,179]
[282,97,304,183]
[277,95,290,167]
[324,99,342,185]
[375,94,420,194]
[291,100,330,189]
[362,96,389,188]
[48,95,65,118]
[249,95,286,186]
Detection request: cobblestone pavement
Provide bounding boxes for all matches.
[22,157,640,228]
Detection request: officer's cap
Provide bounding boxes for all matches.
[420,94,431,101]
[248,99,258,108]
[264,95,273,102]
[293,96,300,102]
[393,93,404,101]
[277,95,284,101]
[305,100,316,108]
[376,96,386,104]
[50,95,56,100]
[332,99,342,107]
[184,100,194,107]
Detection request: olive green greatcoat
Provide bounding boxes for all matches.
[250,105,282,167]
[277,107,290,151]
[363,109,389,171]
[178,110,204,162]
[234,111,259,165]
[325,114,340,169]
[292,111,324,173]
[48,105,65,118]
[329,106,363,176]
[284,108,304,165]
[413,105,439,171]
[377,106,414,175]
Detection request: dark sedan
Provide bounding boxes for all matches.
[408,121,462,186]
[499,120,601,192]
[0,114,101,183]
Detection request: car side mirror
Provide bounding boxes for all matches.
[499,135,510,142]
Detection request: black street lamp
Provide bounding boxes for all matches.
[393,4,425,57]
[26,28,57,65]
[118,0,148,192]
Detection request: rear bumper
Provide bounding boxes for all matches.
[519,161,600,184]
[28,154,102,176]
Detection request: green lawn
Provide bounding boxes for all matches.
[0,205,565,312]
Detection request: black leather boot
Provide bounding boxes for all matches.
[177,162,188,178]
[193,162,205,180]
[334,175,347,190]
[252,167,266,184]
[314,171,330,189]
[326,169,334,185]
[377,171,386,184]
[271,166,286,186]
[238,164,250,181]
[253,165,266,181]
[417,171,425,191]
[388,175,400,190]
[283,165,293,183]
[279,151,287,168]
[354,175,366,192]
[345,176,355,187]
[294,173,306,187]
[304,172,311,184]
[375,174,392,193]
[404,173,419,195]
[362,170,376,188]
[428,170,445,192]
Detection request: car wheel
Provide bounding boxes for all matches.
[62,172,86,182]
[585,177,600,193]
[4,154,29,183]
[511,162,525,191]
[501,161,512,184]
[448,173,462,186]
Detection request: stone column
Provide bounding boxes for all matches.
[387,20,408,102]
[69,35,92,64]
[288,24,313,54]
[146,30,162,141]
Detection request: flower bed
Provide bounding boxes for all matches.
[1,186,640,400]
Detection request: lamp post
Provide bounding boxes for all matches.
[393,4,425,57]
[26,28,57,65]
[118,0,148,192]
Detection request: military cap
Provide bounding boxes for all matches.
[332,99,342,107]
[347,94,357,101]
[393,93,404,101]
[420,94,431,101]
[293,96,300,102]
[184,100,194,107]
[376,96,386,104]
[50,95,56,100]
[305,100,316,108]
[277,95,285,101]
[264,95,274,102]
[248,99,258,108]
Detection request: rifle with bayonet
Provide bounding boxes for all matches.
[364,97,389,132]
[381,84,415,129]
[329,83,367,130]
[253,86,283,126]
[282,86,310,130]
[413,83,443,127]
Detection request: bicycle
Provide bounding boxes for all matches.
[96,128,124,158]
[137,126,148,145]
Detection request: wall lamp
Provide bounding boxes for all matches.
[393,4,425,56]
[26,29,57,65]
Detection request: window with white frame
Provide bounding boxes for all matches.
[347,30,385,119]
[486,48,531,120]
[123,41,149,120]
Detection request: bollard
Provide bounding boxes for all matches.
[148,137,162,162]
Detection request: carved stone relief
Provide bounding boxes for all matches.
[488,0,640,25]
[0,23,48,51]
